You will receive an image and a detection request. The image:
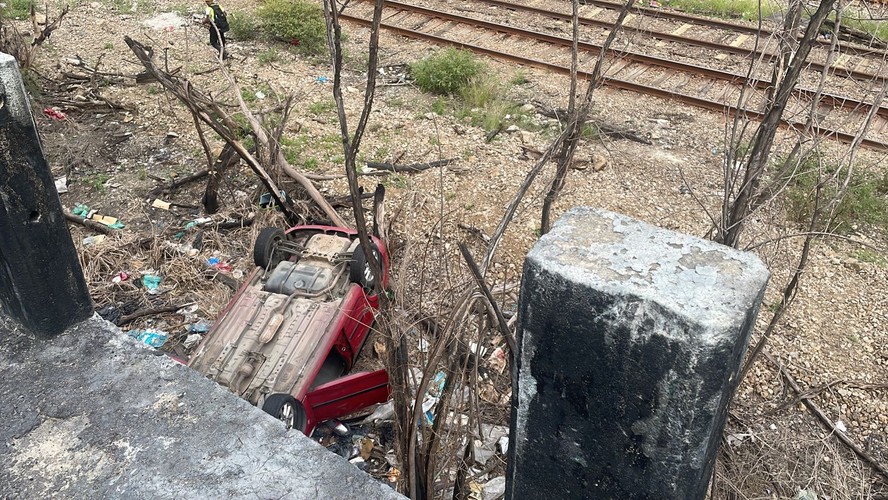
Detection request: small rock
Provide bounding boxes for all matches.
[520,103,535,113]
[505,125,520,133]
[424,112,437,120]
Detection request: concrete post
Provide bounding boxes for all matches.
[507,207,769,499]
[0,53,93,336]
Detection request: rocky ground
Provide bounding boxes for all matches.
[4,0,887,497]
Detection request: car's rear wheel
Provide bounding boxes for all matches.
[254,227,286,269]
[350,242,381,290]
[261,394,307,432]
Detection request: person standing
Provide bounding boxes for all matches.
[202,0,229,57]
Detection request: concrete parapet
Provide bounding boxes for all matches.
[507,207,769,499]
[0,52,93,336]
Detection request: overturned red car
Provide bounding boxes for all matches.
[188,225,390,435]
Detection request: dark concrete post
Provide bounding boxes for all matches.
[0,53,93,336]
[507,207,769,499]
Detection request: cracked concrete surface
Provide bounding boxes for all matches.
[0,315,404,499]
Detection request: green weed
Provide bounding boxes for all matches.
[410,48,483,96]
[853,249,887,266]
[308,100,336,115]
[0,0,32,18]
[85,173,111,193]
[659,0,779,21]
[511,70,529,85]
[784,157,888,233]
[257,48,282,66]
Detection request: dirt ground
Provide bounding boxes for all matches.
[4,0,887,497]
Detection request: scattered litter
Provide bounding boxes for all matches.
[177,304,199,315]
[96,304,122,325]
[834,420,847,433]
[467,481,483,500]
[72,204,125,229]
[387,467,400,483]
[489,346,506,374]
[111,271,130,284]
[259,190,289,209]
[152,199,171,210]
[187,319,212,333]
[183,333,203,349]
[796,489,818,500]
[726,432,753,447]
[165,241,199,257]
[418,338,430,352]
[82,235,106,246]
[254,90,266,100]
[207,257,232,272]
[43,107,66,120]
[142,274,162,291]
[469,341,487,357]
[497,435,509,455]
[316,75,328,83]
[362,401,394,424]
[55,176,68,193]
[482,476,506,500]
[127,328,168,348]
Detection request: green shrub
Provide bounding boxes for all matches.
[785,157,888,233]
[229,12,260,41]
[411,48,483,96]
[257,0,327,56]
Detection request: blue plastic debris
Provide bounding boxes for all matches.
[127,329,168,348]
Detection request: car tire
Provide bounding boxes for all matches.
[254,227,286,269]
[350,242,381,290]
[261,394,306,432]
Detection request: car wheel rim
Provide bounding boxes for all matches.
[279,402,295,429]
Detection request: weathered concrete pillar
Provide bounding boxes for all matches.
[0,53,93,336]
[507,207,769,499]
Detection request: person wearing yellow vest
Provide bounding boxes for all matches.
[202,0,229,58]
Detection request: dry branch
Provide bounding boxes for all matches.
[124,36,344,227]
[118,303,189,326]
[365,158,456,173]
[766,351,888,482]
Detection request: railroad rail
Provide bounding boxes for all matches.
[343,1,888,151]
[577,0,888,57]
[478,0,888,84]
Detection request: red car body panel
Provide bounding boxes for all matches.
[188,225,390,435]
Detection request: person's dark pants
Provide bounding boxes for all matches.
[209,28,226,56]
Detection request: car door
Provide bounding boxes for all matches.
[303,369,390,424]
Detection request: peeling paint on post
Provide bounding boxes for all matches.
[0,53,93,336]
[506,207,769,499]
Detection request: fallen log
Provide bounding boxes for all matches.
[365,158,456,172]
[150,169,209,195]
[64,210,114,235]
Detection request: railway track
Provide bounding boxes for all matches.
[342,0,888,151]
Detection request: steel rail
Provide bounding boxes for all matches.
[466,0,888,84]
[340,13,888,151]
[372,1,888,119]
[577,0,888,57]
